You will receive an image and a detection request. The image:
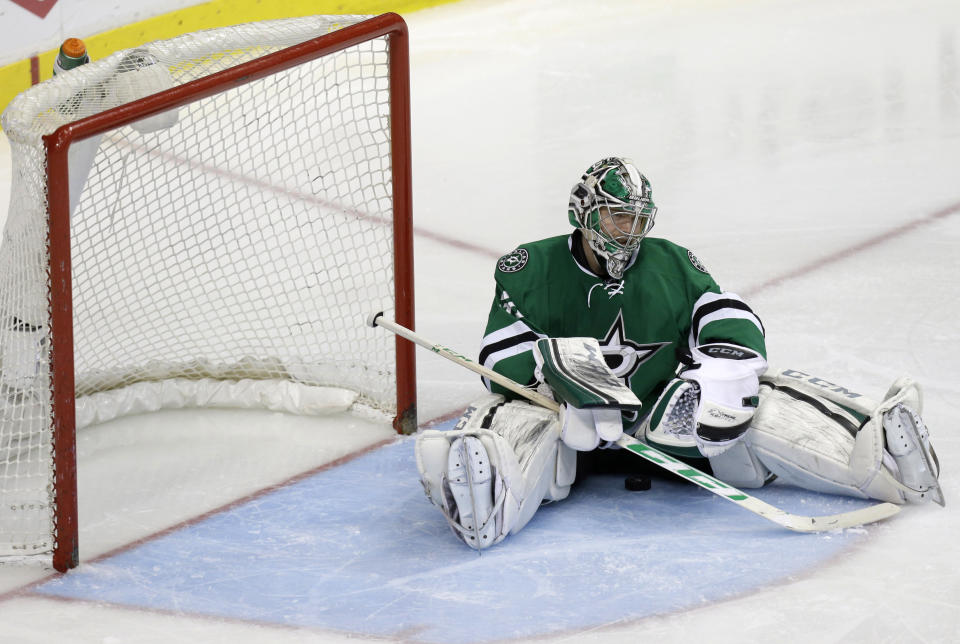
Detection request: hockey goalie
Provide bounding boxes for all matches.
[415,157,943,550]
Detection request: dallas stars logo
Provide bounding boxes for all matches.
[687,250,708,274]
[598,311,669,387]
[497,249,529,273]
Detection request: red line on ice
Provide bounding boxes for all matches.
[744,200,960,297]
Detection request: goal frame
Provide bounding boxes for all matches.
[41,13,416,572]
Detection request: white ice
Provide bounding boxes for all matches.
[1,0,959,641]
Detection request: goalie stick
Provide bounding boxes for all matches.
[367,313,901,532]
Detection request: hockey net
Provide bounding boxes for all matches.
[0,14,415,571]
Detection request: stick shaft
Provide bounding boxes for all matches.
[370,314,559,412]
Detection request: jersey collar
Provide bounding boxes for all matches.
[568,230,640,279]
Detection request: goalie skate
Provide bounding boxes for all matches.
[446,436,501,548]
[416,394,572,550]
[883,404,944,506]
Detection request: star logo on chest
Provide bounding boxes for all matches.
[598,311,670,387]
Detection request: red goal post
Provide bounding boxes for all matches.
[1,14,415,572]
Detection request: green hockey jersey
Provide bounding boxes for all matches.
[479,232,766,417]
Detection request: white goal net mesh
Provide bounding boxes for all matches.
[0,15,405,559]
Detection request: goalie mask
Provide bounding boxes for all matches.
[568,157,657,279]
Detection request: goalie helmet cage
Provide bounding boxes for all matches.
[0,13,415,572]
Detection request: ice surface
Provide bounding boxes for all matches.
[29,436,881,644]
[2,0,960,642]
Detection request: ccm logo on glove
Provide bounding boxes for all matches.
[701,345,758,360]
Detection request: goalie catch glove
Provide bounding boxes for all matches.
[532,337,641,451]
[677,343,767,457]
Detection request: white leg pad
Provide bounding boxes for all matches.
[708,440,771,488]
[746,384,869,498]
[415,393,566,549]
[743,376,942,505]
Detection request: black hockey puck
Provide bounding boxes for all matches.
[624,475,652,491]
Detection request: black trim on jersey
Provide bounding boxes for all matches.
[761,382,860,438]
[570,229,605,276]
[569,229,641,278]
[691,298,766,341]
[478,331,541,367]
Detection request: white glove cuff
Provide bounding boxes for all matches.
[561,405,622,451]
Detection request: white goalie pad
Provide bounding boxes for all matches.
[415,394,573,549]
[762,367,904,416]
[708,440,772,489]
[743,371,942,505]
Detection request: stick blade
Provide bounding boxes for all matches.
[769,502,901,533]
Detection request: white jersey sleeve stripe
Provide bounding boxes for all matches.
[480,339,540,390]
[478,319,544,390]
[689,291,764,347]
[688,309,765,350]
[480,319,538,348]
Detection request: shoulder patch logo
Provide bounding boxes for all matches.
[687,250,708,274]
[498,248,529,273]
